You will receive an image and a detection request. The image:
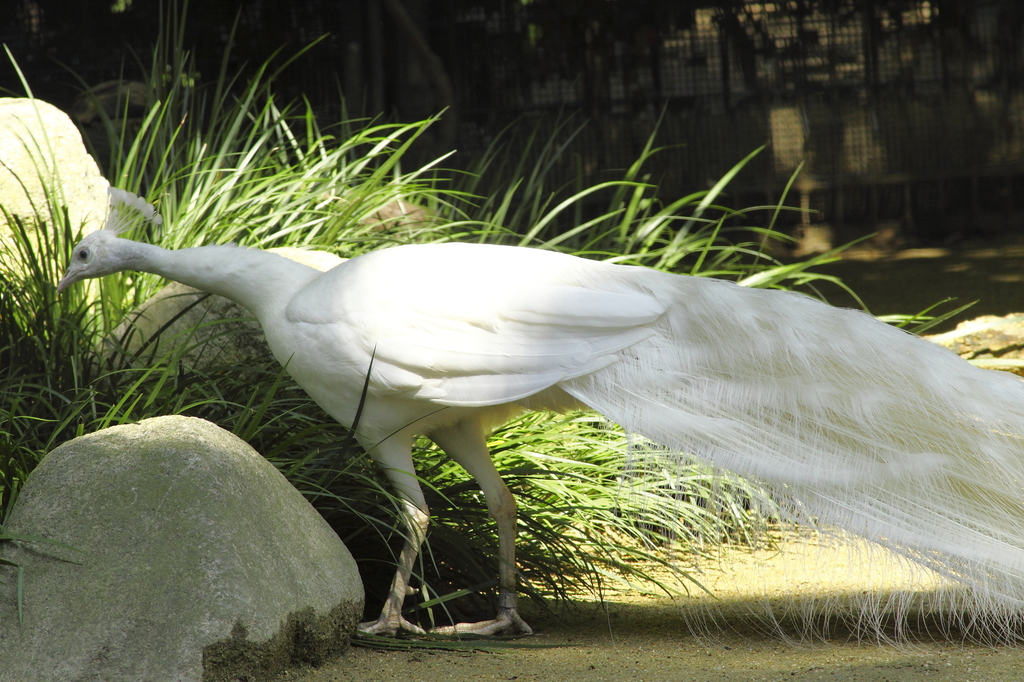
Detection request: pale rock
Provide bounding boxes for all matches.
[0,415,362,682]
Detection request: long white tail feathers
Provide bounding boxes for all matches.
[564,271,1024,642]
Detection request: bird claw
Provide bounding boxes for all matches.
[429,607,533,637]
[356,616,426,638]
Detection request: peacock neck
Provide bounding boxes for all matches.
[124,239,322,321]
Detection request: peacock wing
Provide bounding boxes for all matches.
[285,243,667,407]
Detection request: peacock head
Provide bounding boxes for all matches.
[57,230,129,293]
[57,188,162,294]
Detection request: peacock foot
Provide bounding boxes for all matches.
[356,615,427,638]
[429,607,534,636]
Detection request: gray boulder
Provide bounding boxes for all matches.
[0,97,109,238]
[0,415,362,682]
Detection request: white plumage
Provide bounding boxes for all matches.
[58,191,1024,639]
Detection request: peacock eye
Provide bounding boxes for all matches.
[77,248,90,261]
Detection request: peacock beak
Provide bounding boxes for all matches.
[56,268,78,294]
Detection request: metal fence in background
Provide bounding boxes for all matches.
[5,1,1024,243]
[439,1,1024,243]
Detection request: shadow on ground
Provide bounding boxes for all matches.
[811,239,1024,333]
[282,538,1024,681]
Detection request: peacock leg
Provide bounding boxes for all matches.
[357,442,430,636]
[429,420,533,636]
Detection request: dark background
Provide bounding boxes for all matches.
[4,0,1024,248]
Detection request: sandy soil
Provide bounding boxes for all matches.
[296,620,1024,682]
[296,621,1024,682]
[277,537,1024,682]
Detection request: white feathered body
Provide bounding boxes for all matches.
[263,242,1024,622]
[250,244,1024,611]
[272,244,657,439]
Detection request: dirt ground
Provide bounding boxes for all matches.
[278,242,1024,682]
[281,538,1024,682]
[808,238,1024,333]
